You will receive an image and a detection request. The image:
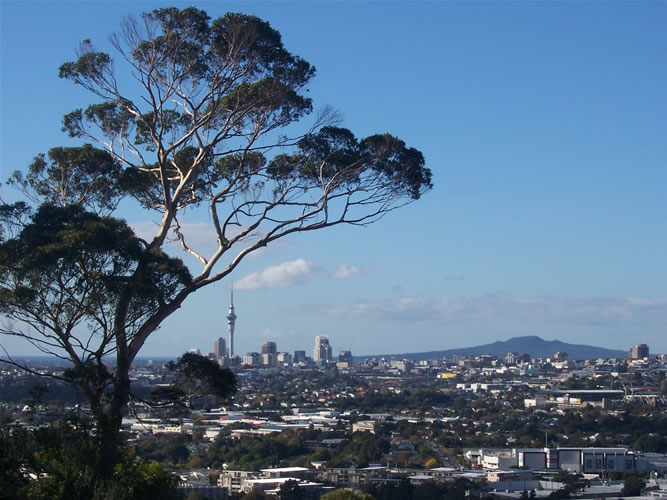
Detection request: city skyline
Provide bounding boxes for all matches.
[2,2,666,357]
[197,334,647,365]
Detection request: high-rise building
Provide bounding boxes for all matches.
[261,352,275,367]
[244,352,261,366]
[314,335,332,363]
[338,350,353,363]
[261,341,277,355]
[629,344,649,360]
[226,285,237,357]
[293,350,306,363]
[277,352,292,366]
[505,352,518,365]
[214,337,226,358]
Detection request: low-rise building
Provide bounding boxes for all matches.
[470,447,638,474]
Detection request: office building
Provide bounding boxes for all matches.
[629,344,649,360]
[314,335,332,363]
[338,350,353,363]
[261,352,275,367]
[262,341,277,356]
[293,350,306,363]
[277,352,292,366]
[214,337,226,358]
[243,352,261,366]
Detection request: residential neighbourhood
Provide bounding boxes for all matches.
[2,343,665,498]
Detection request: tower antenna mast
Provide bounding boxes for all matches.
[226,280,237,357]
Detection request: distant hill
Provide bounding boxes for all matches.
[361,335,627,361]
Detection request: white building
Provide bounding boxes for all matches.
[314,335,332,363]
[470,447,638,473]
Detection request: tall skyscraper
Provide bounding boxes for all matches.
[226,285,237,357]
[214,337,226,358]
[629,344,649,360]
[338,350,353,363]
[261,341,277,355]
[260,342,277,367]
[314,335,332,363]
[293,350,306,363]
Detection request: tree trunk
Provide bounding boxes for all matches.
[91,364,131,482]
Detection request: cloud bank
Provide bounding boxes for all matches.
[236,259,366,291]
[312,295,667,326]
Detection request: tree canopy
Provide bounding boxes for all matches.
[0,6,432,484]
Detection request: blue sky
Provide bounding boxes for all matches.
[2,1,666,357]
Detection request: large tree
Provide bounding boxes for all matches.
[0,7,432,481]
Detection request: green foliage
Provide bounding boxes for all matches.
[278,479,304,500]
[0,426,32,497]
[0,422,104,499]
[8,144,123,214]
[351,388,450,413]
[362,477,465,500]
[321,490,375,500]
[621,473,645,497]
[0,423,179,500]
[206,430,309,470]
[134,433,201,467]
[169,353,237,399]
[240,493,267,500]
[185,492,208,500]
[547,489,570,499]
[633,433,666,453]
[112,456,181,499]
[0,204,191,348]
[412,483,446,500]
[0,201,30,241]
[150,353,237,412]
[269,128,431,201]
[546,405,666,449]
[334,432,390,467]
[366,478,414,500]
[553,472,588,494]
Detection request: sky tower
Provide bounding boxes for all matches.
[226,283,237,357]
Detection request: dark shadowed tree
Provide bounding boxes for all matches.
[149,352,237,413]
[0,6,432,484]
[321,490,375,500]
[621,473,644,497]
[278,479,304,500]
[0,423,180,499]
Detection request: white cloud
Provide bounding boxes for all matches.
[314,295,667,326]
[332,264,367,279]
[130,219,296,264]
[236,259,322,291]
[261,327,282,340]
[131,221,161,243]
[260,327,299,341]
[132,220,222,248]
